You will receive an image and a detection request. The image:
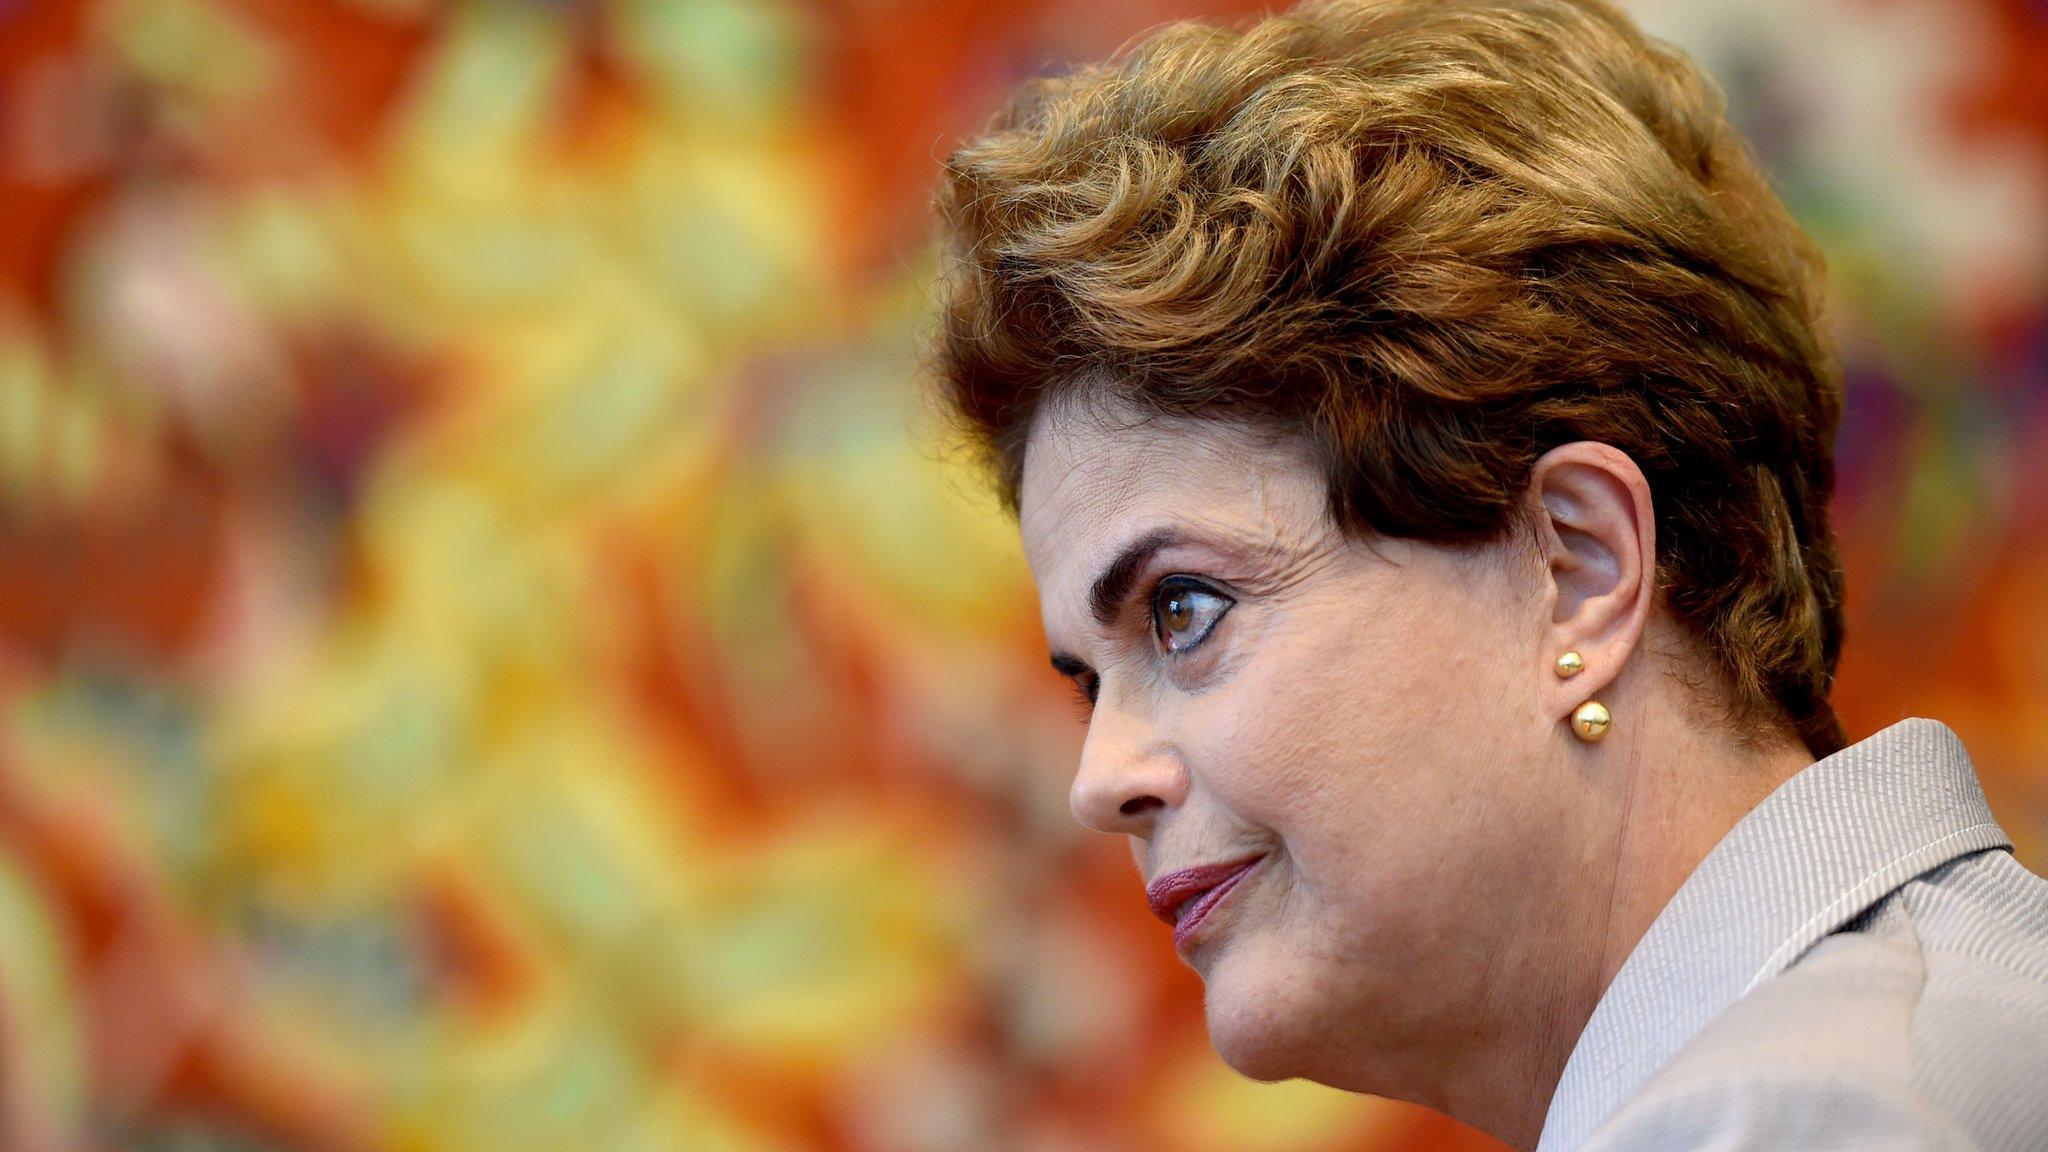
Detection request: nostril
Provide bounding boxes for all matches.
[1119,795,1163,817]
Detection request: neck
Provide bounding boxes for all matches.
[1469,678,1817,1150]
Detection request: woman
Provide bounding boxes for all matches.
[929,1,2048,1149]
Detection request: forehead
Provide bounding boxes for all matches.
[1016,394,1328,603]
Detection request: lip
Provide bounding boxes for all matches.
[1146,854,1267,954]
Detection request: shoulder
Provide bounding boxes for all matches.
[1898,851,2048,1152]
[1580,850,2048,1152]
[1896,848,2048,985]
[1577,1072,1978,1152]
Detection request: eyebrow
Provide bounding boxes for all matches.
[1047,527,1185,676]
[1090,526,1181,627]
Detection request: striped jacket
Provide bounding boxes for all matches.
[1539,718,2048,1152]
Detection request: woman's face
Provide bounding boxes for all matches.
[1017,395,1605,1101]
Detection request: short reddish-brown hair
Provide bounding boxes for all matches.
[932,0,1846,756]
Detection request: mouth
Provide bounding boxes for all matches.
[1145,854,1267,953]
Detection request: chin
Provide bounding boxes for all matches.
[1199,944,1316,1083]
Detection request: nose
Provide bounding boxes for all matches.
[1067,696,1188,836]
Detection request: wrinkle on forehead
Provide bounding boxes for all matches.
[1025,390,1309,510]
[1017,389,1344,613]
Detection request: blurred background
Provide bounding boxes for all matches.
[0,0,2043,1149]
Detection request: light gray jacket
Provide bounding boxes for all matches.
[1538,718,2048,1152]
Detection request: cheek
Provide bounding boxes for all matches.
[1177,572,1531,907]
[1188,600,1415,816]
[1168,608,1413,907]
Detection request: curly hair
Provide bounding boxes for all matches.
[932,0,1847,757]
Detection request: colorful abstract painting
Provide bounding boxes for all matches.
[0,0,2042,1149]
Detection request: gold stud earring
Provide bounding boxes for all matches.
[1555,651,1585,678]
[1572,700,1612,742]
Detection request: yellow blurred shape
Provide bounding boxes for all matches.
[623,1083,801,1152]
[0,333,51,510]
[777,313,1033,640]
[1152,1044,1410,1152]
[680,817,972,1067]
[103,0,275,98]
[609,0,811,124]
[0,853,86,1142]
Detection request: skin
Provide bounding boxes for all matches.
[1016,391,1817,1150]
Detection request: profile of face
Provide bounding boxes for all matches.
[1017,391,1661,1109]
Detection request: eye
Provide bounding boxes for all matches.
[1152,576,1233,654]
[1066,671,1099,719]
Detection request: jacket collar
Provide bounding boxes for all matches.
[1535,717,2012,1152]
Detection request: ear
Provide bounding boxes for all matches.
[1524,441,1656,726]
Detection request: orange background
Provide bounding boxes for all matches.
[0,0,2043,1149]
